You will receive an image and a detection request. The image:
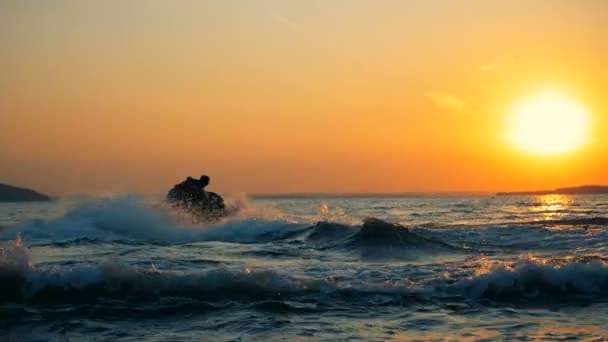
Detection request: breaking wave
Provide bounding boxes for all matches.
[0,235,324,305]
[1,234,607,308]
[2,197,607,312]
[0,198,460,259]
[450,259,608,302]
[0,197,305,245]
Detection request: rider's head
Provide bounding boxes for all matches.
[199,175,210,188]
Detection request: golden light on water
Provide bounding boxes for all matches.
[533,194,571,221]
[507,91,592,156]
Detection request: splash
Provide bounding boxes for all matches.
[0,232,30,272]
[1,197,304,244]
[318,201,347,222]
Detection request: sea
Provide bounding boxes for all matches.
[1,194,607,341]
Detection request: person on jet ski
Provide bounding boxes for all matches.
[167,175,227,221]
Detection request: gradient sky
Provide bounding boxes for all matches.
[1,0,607,195]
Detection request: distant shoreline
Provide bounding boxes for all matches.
[250,192,492,199]
[2,186,606,200]
[496,185,608,196]
[0,183,51,202]
[253,186,608,198]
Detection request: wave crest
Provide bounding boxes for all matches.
[0,238,322,304]
[452,259,608,302]
[1,197,304,245]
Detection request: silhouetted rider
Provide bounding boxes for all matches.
[167,175,226,221]
[167,176,205,204]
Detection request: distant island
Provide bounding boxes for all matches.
[497,185,608,196]
[0,183,51,202]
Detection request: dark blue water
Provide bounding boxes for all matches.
[1,194,607,341]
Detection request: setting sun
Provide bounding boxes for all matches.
[507,91,592,156]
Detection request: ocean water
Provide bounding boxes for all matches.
[1,194,607,341]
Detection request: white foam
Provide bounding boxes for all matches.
[1,197,304,244]
[453,259,608,299]
[0,234,322,300]
[0,233,30,273]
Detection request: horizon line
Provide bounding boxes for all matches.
[250,184,608,198]
[249,191,494,198]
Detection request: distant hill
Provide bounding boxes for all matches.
[0,183,51,202]
[497,185,608,196]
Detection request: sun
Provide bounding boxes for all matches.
[507,90,591,156]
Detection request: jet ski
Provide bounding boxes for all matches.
[167,175,235,222]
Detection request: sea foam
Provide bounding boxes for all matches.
[1,197,304,245]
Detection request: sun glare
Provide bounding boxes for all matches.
[507,90,591,156]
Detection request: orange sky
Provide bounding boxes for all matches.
[1,0,606,195]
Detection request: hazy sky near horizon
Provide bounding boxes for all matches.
[1,0,607,195]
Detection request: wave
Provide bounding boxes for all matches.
[1,197,305,245]
[416,218,608,253]
[0,236,324,304]
[295,221,354,245]
[525,217,608,226]
[1,234,607,308]
[2,196,605,267]
[6,196,605,263]
[1,198,461,259]
[341,218,461,258]
[281,218,461,258]
[448,259,608,302]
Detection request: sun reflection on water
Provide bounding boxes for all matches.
[530,194,574,221]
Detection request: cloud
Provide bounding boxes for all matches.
[480,56,515,72]
[427,91,466,112]
[268,10,301,33]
